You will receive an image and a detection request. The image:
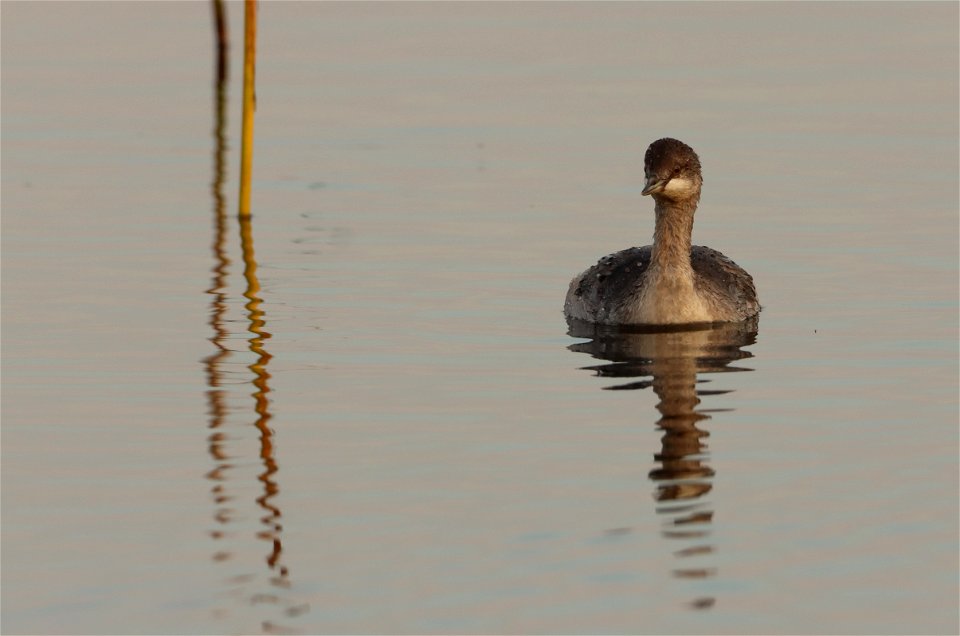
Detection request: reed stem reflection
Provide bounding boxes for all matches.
[211,0,228,86]
[204,2,303,630]
[238,212,285,581]
[205,0,233,556]
[568,318,758,610]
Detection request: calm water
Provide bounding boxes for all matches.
[2,3,958,634]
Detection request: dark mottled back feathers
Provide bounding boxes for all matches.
[571,245,759,324]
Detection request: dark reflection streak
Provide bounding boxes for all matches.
[211,0,228,86]
[205,0,233,551]
[567,317,758,612]
[206,0,229,377]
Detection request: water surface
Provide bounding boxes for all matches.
[2,3,957,634]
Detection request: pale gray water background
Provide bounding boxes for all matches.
[2,2,958,634]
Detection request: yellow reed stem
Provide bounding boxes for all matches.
[238,0,257,218]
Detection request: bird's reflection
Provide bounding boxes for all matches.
[567,317,758,610]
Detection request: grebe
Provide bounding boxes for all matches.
[564,138,760,325]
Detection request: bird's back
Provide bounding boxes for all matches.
[689,246,760,322]
[564,246,759,325]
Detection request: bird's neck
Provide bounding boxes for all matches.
[651,197,698,274]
